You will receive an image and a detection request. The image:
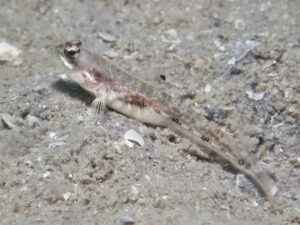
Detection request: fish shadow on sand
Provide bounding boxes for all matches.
[51,79,95,106]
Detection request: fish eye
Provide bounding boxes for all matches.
[68,50,77,57]
[64,40,82,59]
[64,46,80,59]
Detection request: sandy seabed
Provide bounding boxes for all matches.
[0,1,299,224]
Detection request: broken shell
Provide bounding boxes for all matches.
[25,115,39,127]
[43,171,51,179]
[234,19,246,31]
[162,29,181,44]
[48,132,56,139]
[97,32,116,42]
[204,84,212,93]
[63,192,71,201]
[124,129,144,147]
[57,73,68,79]
[0,41,21,62]
[104,50,119,58]
[164,29,178,39]
[245,90,265,100]
[1,113,17,129]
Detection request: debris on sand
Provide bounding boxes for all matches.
[97,32,117,43]
[124,129,144,147]
[0,41,21,62]
[120,216,135,225]
[245,90,265,101]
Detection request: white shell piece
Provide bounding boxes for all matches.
[0,41,21,62]
[234,19,246,31]
[245,90,265,100]
[104,50,118,58]
[58,73,68,79]
[48,132,56,139]
[63,192,71,201]
[204,84,212,93]
[227,57,236,65]
[124,129,144,147]
[43,171,51,178]
[97,32,116,42]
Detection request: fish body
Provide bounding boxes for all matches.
[61,40,277,202]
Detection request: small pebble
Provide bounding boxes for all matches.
[203,107,227,121]
[1,113,18,129]
[252,200,259,207]
[164,29,178,39]
[48,132,56,139]
[131,185,139,196]
[162,29,181,44]
[43,171,51,179]
[97,32,116,42]
[0,41,21,62]
[245,90,265,100]
[1,114,14,129]
[230,66,241,75]
[33,108,41,118]
[152,17,161,25]
[227,57,236,65]
[104,50,119,58]
[25,115,39,127]
[234,19,246,31]
[12,58,23,66]
[204,84,212,93]
[193,58,206,70]
[214,39,226,51]
[219,204,228,210]
[120,216,135,225]
[245,40,261,49]
[57,73,68,79]
[63,192,71,201]
[213,19,221,27]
